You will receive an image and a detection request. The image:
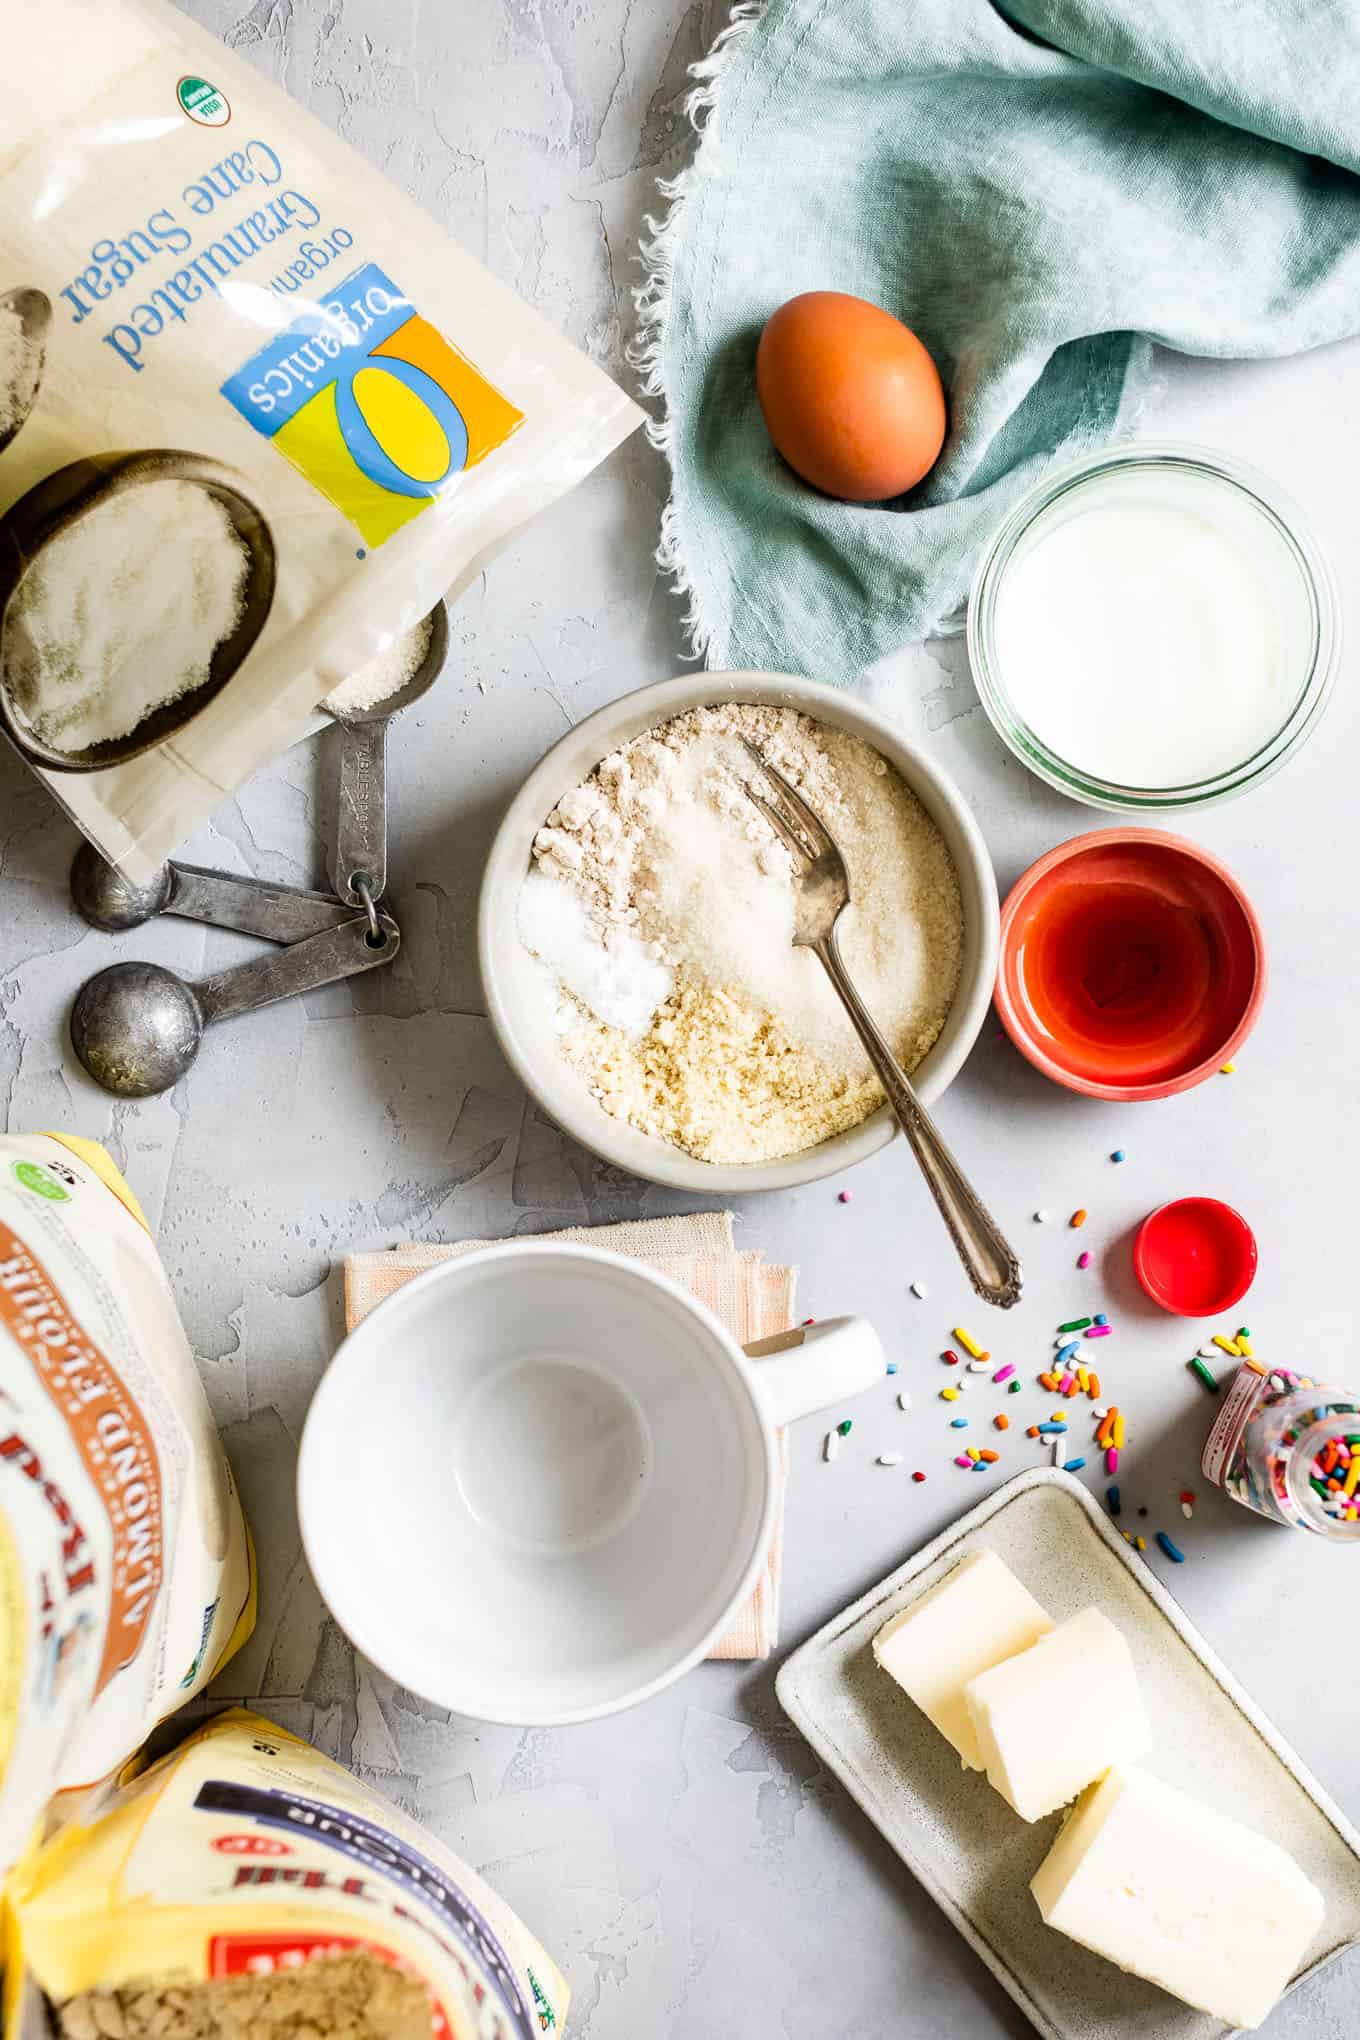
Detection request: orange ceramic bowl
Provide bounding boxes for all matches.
[996,830,1267,1101]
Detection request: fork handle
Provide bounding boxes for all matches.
[814,934,1023,1310]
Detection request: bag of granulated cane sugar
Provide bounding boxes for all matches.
[0,1134,254,1883]
[4,1708,569,2040]
[0,0,642,882]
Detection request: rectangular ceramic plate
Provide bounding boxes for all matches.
[775,1469,1360,2040]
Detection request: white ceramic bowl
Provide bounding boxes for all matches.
[479,672,999,1193]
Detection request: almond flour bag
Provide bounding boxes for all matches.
[0,1135,254,1881]
[5,1708,569,2040]
[0,0,642,880]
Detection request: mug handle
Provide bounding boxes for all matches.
[742,1317,886,1428]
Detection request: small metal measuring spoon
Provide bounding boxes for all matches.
[71,911,399,1098]
[71,842,355,942]
[328,603,448,934]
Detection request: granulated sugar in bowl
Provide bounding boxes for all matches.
[480,673,999,1195]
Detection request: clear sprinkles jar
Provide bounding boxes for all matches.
[1203,1364,1360,1541]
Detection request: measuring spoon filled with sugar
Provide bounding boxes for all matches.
[324,602,448,919]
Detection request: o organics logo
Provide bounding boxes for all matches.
[220,262,523,546]
[178,76,231,126]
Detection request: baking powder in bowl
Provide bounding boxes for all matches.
[989,461,1316,789]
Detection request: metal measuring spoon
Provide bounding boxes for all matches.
[71,842,354,941]
[327,602,448,919]
[70,912,399,1098]
[0,288,49,457]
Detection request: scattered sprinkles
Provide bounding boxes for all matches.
[941,1387,961,1402]
[1058,1317,1093,1334]
[1111,1149,1126,1164]
[896,1391,912,1411]
[1106,1484,1121,1516]
[950,1417,969,1429]
[1219,1061,1236,1075]
[1009,1380,1022,1394]
[836,1419,853,1436]
[942,1349,961,1366]
[912,1470,927,1483]
[877,1452,903,1467]
[1094,1314,1108,1327]
[1070,1208,1088,1229]
[910,1280,928,1299]
[992,1364,1016,1385]
[838,1189,853,1203]
[1189,1356,1220,1394]
[886,1362,899,1376]
[1077,1250,1092,1270]
[1180,1490,1196,1519]
[1063,1456,1087,1473]
[953,1326,986,1359]
[823,1430,839,1463]
[994,1413,1009,1432]
[1156,1531,1185,1563]
[1034,1208,1050,1223]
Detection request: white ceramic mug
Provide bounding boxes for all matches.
[297,1242,885,1725]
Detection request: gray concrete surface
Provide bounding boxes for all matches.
[1,1,1356,2033]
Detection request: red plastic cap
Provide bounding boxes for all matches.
[1134,1198,1258,1317]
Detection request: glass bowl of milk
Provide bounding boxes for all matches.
[968,444,1338,810]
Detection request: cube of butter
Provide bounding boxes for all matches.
[964,1606,1151,1819]
[1032,1767,1325,2030]
[872,1549,1053,1769]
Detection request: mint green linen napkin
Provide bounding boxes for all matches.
[640,0,1360,681]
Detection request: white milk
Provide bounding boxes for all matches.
[991,466,1314,788]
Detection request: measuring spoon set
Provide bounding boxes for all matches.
[68,606,447,1097]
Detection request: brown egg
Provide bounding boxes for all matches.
[755,291,946,503]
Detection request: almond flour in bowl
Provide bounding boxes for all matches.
[515,702,965,1165]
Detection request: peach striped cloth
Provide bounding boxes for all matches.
[342,1212,795,1658]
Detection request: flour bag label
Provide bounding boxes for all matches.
[0,0,642,877]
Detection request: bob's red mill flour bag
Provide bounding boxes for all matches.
[4,1708,569,2040]
[0,1134,254,1880]
[0,0,642,880]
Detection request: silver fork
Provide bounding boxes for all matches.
[741,739,1022,1310]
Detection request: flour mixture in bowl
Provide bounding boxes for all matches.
[516,703,964,1164]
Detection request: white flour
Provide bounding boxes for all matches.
[523,703,964,1163]
[6,479,250,751]
[324,613,434,717]
[0,304,39,440]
